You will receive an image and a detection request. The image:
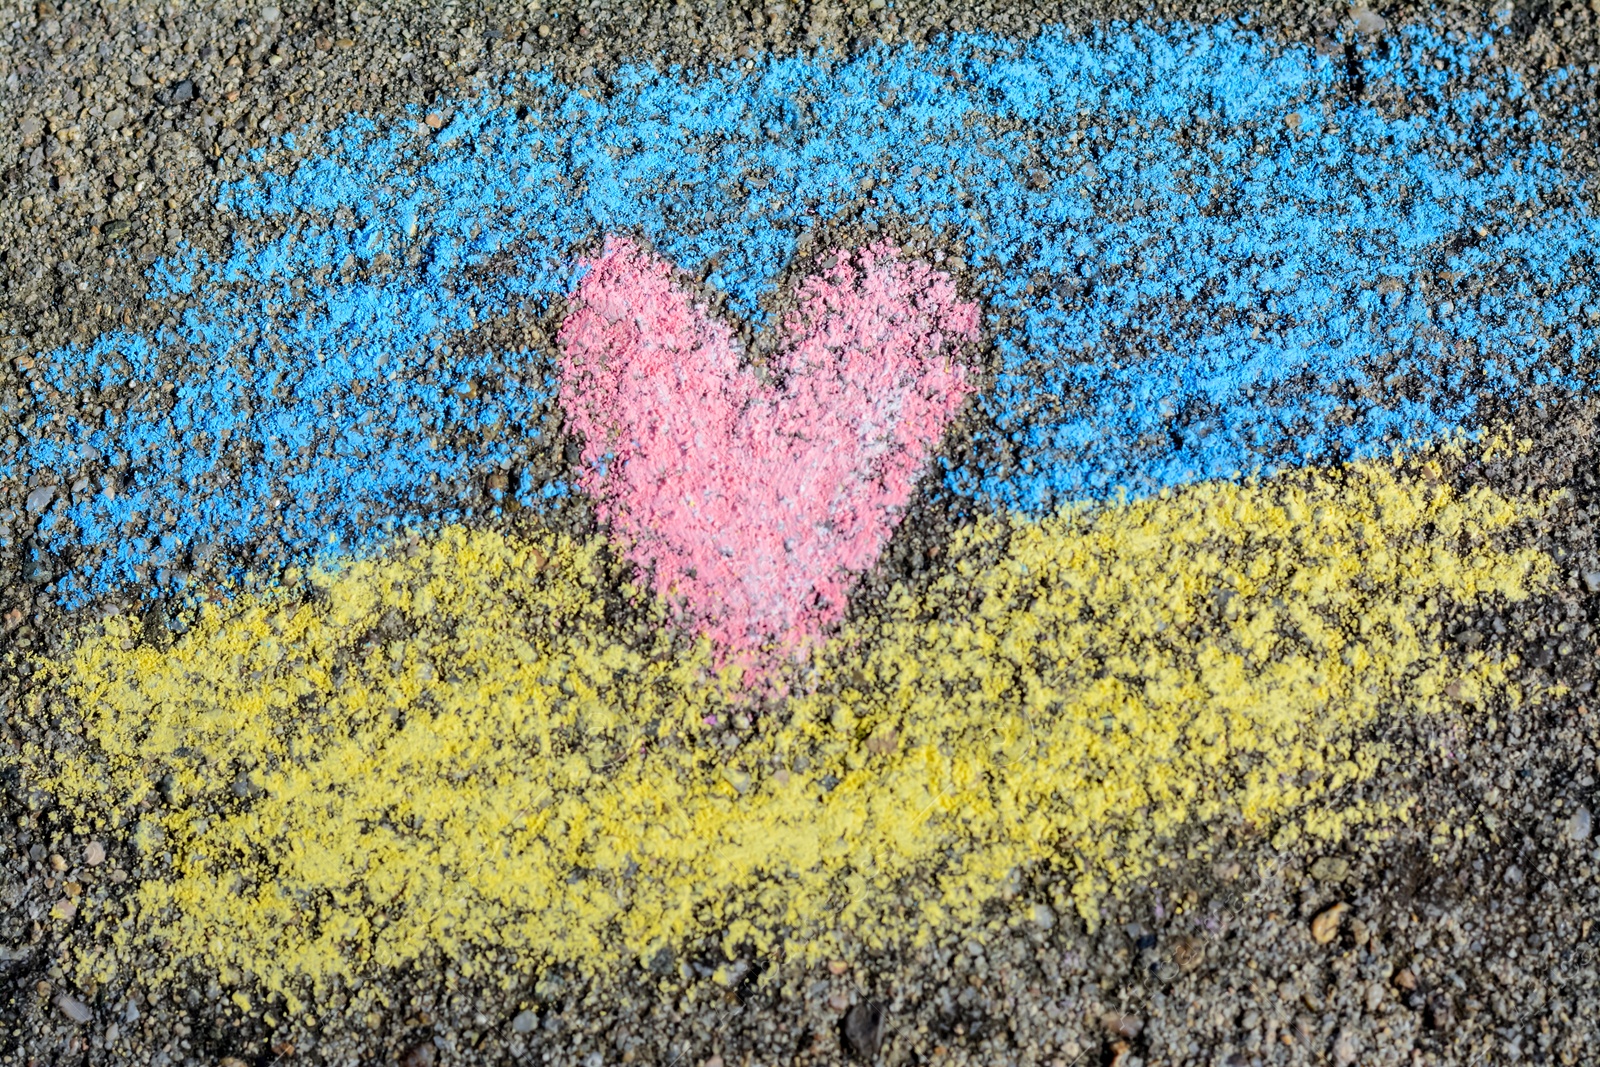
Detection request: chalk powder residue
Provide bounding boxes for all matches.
[33,451,1550,1008]
[10,26,1596,602]
[557,236,977,658]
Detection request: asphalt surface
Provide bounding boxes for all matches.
[4,1,1600,1065]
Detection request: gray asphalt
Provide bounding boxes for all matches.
[3,1,1600,1065]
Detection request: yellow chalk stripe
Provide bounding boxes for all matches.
[30,458,1550,1007]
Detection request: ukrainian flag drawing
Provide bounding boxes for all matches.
[8,21,1593,1008]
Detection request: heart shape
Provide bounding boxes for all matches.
[557,235,978,660]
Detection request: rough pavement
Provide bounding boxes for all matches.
[3,1,1600,1065]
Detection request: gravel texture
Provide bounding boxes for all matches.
[3,1,1600,1065]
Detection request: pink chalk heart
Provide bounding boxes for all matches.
[557,235,978,659]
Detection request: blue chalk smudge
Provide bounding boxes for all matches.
[6,20,1598,602]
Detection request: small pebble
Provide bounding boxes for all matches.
[1568,806,1593,842]
[1309,856,1349,882]
[1350,7,1387,33]
[25,484,57,512]
[1310,902,1347,944]
[84,841,106,866]
[54,992,93,1024]
[511,1009,538,1034]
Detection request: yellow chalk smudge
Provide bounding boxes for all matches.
[27,458,1551,1007]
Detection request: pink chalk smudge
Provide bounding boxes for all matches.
[557,235,978,660]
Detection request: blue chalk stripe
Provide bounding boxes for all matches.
[4,20,1596,602]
